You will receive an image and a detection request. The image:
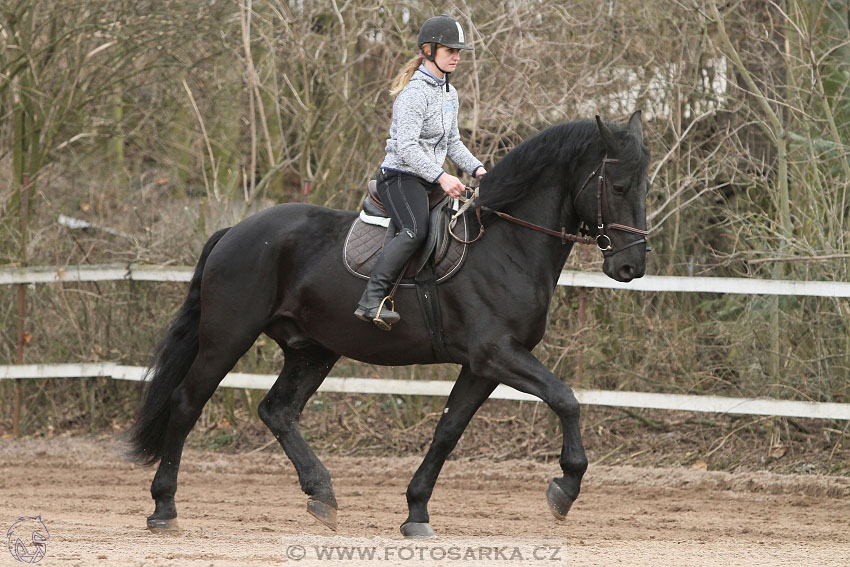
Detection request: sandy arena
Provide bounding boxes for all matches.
[1,436,848,566]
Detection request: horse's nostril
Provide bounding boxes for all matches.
[619,265,635,281]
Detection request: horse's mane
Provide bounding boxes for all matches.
[478,119,638,209]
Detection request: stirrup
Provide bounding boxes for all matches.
[373,296,396,331]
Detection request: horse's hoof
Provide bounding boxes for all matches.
[307,497,338,531]
[546,479,575,520]
[400,522,435,539]
[146,516,179,531]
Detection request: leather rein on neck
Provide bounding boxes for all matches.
[450,157,649,257]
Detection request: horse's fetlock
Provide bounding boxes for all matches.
[561,455,588,476]
[406,479,430,505]
[150,479,175,501]
[558,456,588,501]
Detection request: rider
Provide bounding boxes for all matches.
[354,14,487,326]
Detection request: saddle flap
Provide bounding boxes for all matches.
[403,195,451,277]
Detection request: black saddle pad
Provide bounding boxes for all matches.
[343,207,469,286]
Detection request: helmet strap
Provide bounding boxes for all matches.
[424,42,450,92]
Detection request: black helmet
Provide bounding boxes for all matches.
[417,15,472,51]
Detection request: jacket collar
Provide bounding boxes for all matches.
[414,64,447,87]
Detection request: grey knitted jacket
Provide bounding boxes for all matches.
[381,65,483,183]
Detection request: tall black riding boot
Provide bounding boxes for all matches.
[354,228,420,328]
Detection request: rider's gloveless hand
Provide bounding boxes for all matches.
[438,173,465,198]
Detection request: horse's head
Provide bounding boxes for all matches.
[573,110,650,282]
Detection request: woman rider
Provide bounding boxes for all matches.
[354,14,487,327]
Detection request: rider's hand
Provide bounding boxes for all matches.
[438,173,465,199]
[475,167,487,180]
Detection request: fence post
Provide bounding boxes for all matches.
[13,174,30,438]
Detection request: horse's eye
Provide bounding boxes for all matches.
[612,184,627,194]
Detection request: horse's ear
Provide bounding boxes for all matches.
[628,110,643,142]
[596,115,620,154]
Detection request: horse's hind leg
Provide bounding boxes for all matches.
[258,344,340,530]
[402,366,496,538]
[147,329,260,530]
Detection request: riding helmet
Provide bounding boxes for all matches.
[417,14,472,51]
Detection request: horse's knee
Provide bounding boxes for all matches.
[548,387,580,419]
[559,397,580,420]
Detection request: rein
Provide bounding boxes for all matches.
[449,157,649,256]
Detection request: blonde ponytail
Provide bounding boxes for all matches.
[389,54,424,97]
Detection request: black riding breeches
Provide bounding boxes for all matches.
[372,169,439,276]
[356,169,440,309]
[376,168,436,244]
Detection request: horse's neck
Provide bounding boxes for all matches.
[490,169,581,282]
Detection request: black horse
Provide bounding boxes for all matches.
[128,111,650,538]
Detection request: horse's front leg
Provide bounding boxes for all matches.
[470,337,588,520]
[402,366,496,538]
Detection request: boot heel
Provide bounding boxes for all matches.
[353,307,371,322]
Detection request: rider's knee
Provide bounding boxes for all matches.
[401,226,427,244]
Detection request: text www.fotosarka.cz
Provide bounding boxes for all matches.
[283,542,564,562]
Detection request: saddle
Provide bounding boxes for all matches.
[343,180,469,286]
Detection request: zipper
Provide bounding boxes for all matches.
[434,85,446,162]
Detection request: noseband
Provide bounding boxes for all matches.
[451,157,649,258]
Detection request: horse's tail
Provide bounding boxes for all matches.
[126,227,231,465]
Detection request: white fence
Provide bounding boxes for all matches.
[3,264,850,421]
[5,263,850,297]
[1,363,848,420]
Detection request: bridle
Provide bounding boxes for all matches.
[450,156,649,257]
[573,156,650,256]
